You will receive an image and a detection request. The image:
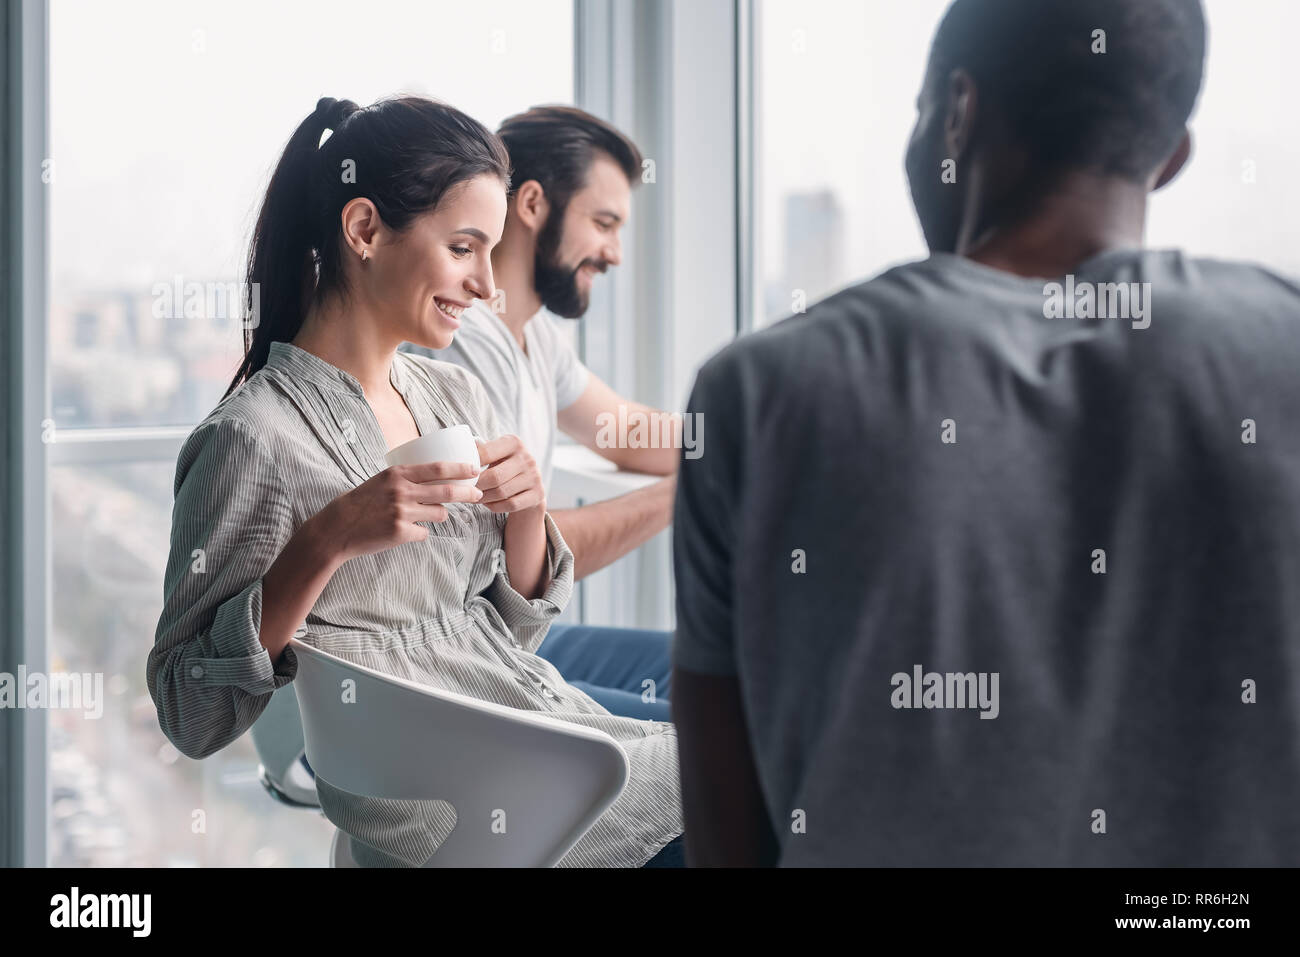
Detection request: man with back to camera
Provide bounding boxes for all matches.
[403,106,681,723]
[672,0,1300,865]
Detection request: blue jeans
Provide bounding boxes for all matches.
[535,623,673,722]
[642,833,686,867]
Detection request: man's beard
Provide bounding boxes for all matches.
[533,204,606,318]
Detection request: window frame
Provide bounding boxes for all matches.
[6,0,52,870]
[571,0,745,632]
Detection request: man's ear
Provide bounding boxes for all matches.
[1153,129,1191,192]
[943,68,978,162]
[512,180,550,232]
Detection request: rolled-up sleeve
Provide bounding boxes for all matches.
[450,364,575,651]
[147,418,299,760]
[484,511,575,654]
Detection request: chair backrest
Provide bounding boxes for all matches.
[288,638,629,867]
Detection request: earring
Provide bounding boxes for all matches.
[360,248,370,262]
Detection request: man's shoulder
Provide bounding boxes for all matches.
[1080,249,1300,351]
[1136,250,1300,302]
[699,260,931,388]
[709,250,1300,372]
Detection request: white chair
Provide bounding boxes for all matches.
[287,637,630,867]
[250,682,320,809]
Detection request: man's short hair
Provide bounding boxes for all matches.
[931,0,1206,180]
[496,105,644,212]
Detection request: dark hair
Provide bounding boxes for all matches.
[224,95,511,398]
[930,0,1206,180]
[496,105,643,215]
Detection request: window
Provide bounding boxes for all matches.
[754,0,951,328]
[47,0,574,866]
[1145,0,1300,275]
[753,0,1300,329]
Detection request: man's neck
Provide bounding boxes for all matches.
[489,236,542,353]
[960,171,1149,279]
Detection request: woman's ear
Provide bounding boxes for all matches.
[339,197,383,256]
[1153,129,1192,192]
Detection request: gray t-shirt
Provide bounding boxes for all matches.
[403,301,589,491]
[673,248,1300,866]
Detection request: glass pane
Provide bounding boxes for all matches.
[756,0,952,327]
[755,0,1300,329]
[1145,0,1300,274]
[49,0,574,427]
[49,461,340,866]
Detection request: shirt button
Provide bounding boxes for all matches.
[190,665,204,679]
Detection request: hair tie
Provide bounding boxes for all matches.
[315,98,341,148]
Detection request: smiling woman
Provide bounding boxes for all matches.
[144,93,685,868]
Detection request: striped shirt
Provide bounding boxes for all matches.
[146,340,683,866]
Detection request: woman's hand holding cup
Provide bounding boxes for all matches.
[323,461,484,561]
[475,435,546,515]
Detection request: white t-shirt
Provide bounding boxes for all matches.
[402,301,590,491]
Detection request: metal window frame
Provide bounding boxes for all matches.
[1,0,14,871]
[572,0,743,632]
[736,0,759,338]
[5,0,50,869]
[46,428,190,467]
[573,0,669,628]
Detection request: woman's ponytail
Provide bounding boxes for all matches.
[223,97,361,398]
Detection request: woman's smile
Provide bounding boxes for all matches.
[434,296,468,327]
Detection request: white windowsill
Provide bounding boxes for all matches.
[551,443,661,503]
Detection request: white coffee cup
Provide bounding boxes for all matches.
[384,424,482,486]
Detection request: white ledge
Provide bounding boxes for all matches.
[551,443,662,503]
